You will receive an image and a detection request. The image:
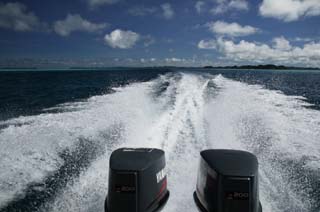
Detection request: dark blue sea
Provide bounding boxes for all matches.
[0,68,319,212]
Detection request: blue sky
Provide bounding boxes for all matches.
[0,0,319,67]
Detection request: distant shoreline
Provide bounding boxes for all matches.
[203,64,320,70]
[0,64,319,71]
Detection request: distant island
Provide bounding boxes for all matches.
[0,64,319,70]
[203,64,319,70]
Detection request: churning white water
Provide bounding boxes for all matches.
[0,72,319,212]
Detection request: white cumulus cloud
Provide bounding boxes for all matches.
[0,2,46,31]
[207,21,259,37]
[211,0,249,14]
[259,0,320,22]
[104,29,140,49]
[198,37,320,67]
[161,3,174,19]
[54,14,108,36]
[273,36,292,50]
[86,0,120,8]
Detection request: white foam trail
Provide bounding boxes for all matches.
[205,74,320,212]
[146,74,209,212]
[1,72,319,212]
[0,80,159,207]
[46,73,210,212]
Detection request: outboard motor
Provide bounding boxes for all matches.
[105,148,169,212]
[194,149,262,212]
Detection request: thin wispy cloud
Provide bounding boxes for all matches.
[195,1,205,14]
[211,0,249,15]
[0,2,47,31]
[198,39,217,49]
[207,21,259,37]
[54,14,108,36]
[127,4,175,20]
[86,0,120,9]
[128,6,157,16]
[292,37,314,42]
[143,35,156,47]
[165,57,186,62]
[161,3,174,20]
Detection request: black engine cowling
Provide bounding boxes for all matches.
[194,149,262,212]
[105,148,169,212]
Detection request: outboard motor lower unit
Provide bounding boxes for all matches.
[194,149,262,212]
[105,148,169,212]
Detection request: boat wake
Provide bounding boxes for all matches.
[0,72,319,212]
